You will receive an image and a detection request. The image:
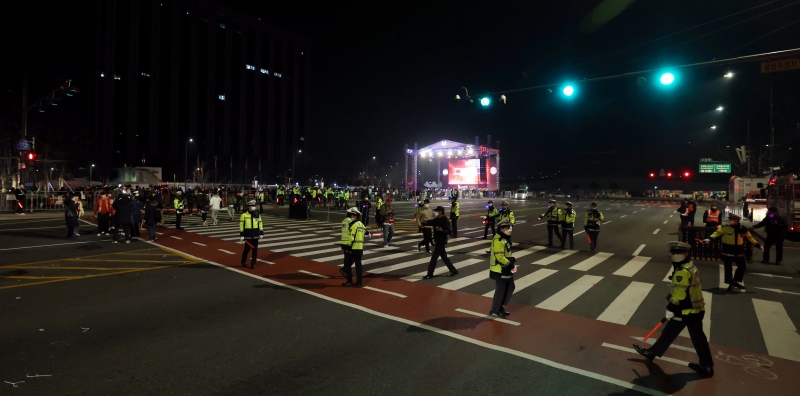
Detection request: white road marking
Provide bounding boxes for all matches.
[363,286,406,298]
[192,242,206,246]
[464,230,483,234]
[256,259,274,264]
[439,271,491,290]
[597,282,654,325]
[514,245,547,258]
[291,247,342,257]
[719,264,726,289]
[270,241,338,253]
[170,236,183,240]
[752,299,800,362]
[669,215,673,218]
[613,256,650,277]
[662,267,672,282]
[680,291,712,340]
[652,229,660,235]
[298,270,329,279]
[536,275,603,311]
[258,236,332,248]
[218,249,235,254]
[630,336,696,353]
[755,287,800,296]
[751,273,793,280]
[482,268,557,296]
[601,343,690,366]
[447,240,490,251]
[532,249,578,265]
[368,257,432,274]
[620,215,627,218]
[454,308,520,326]
[0,225,65,232]
[633,211,637,214]
[574,230,585,235]
[632,244,646,256]
[569,252,613,271]
[663,220,668,224]
[402,258,482,281]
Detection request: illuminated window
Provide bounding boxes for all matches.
[141,72,151,77]
[219,23,226,29]
[218,95,225,100]
[274,72,282,78]
[113,75,121,80]
[246,65,255,70]
[260,68,268,74]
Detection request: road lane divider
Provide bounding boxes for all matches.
[653,229,660,234]
[298,270,329,279]
[454,308,521,326]
[363,286,406,298]
[632,244,646,256]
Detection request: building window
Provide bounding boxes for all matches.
[219,23,226,29]
[246,65,255,70]
[113,75,121,80]
[141,72,151,77]
[260,68,268,74]
[218,95,225,100]
[274,72,282,78]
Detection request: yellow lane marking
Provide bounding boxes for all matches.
[1,276,83,280]
[0,262,200,290]
[2,266,180,271]
[63,259,201,263]
[0,247,163,268]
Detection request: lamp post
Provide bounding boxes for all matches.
[89,164,95,186]
[292,150,302,186]
[185,138,193,190]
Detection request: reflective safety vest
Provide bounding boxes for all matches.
[174,197,185,212]
[561,208,577,230]
[668,261,705,316]
[376,198,383,210]
[705,209,720,224]
[344,191,350,200]
[499,209,515,224]
[238,211,264,238]
[278,188,284,196]
[258,192,264,203]
[311,190,317,199]
[541,206,562,223]
[450,201,460,217]
[349,220,366,251]
[341,217,354,247]
[486,206,499,222]
[489,233,513,275]
[709,224,758,256]
[584,209,604,228]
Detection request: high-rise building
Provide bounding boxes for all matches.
[78,0,309,183]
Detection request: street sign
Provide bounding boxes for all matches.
[761,59,800,74]
[698,162,731,173]
[699,158,713,163]
[16,139,31,151]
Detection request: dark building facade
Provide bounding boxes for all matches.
[79,0,309,183]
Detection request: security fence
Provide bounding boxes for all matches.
[678,226,754,262]
[1,191,95,213]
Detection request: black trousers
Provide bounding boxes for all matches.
[241,239,259,267]
[426,243,456,276]
[175,212,182,229]
[418,228,433,252]
[560,228,574,248]
[131,222,141,238]
[484,221,496,238]
[491,278,515,314]
[763,235,784,263]
[97,213,110,234]
[586,229,599,251]
[451,216,459,237]
[343,250,363,285]
[114,224,131,241]
[546,223,562,246]
[650,311,714,368]
[723,254,746,284]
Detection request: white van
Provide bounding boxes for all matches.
[514,189,533,200]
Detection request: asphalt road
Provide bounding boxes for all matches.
[1,199,799,395]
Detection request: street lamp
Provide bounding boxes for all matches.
[89,164,95,185]
[292,150,302,185]
[710,126,717,130]
[716,106,723,111]
[185,138,193,190]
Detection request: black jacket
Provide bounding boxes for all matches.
[752,214,789,237]
[112,196,133,225]
[65,200,79,227]
[144,201,159,226]
[422,216,452,245]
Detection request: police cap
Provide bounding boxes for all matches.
[565,201,573,206]
[247,200,257,206]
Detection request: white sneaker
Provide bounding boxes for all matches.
[126,240,130,244]
[112,240,118,244]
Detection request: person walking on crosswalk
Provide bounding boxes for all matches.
[238,200,264,269]
[584,201,603,253]
[560,201,577,249]
[704,213,763,292]
[341,208,367,287]
[422,206,458,279]
[380,198,395,247]
[634,241,714,378]
[209,191,222,226]
[483,200,500,239]
[489,219,516,318]
[535,199,563,247]
[417,199,434,253]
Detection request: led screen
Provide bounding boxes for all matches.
[447,159,481,184]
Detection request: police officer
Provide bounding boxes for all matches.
[537,199,563,247]
[560,201,577,249]
[277,186,285,206]
[173,190,186,230]
[704,213,763,292]
[634,241,714,378]
[342,208,367,287]
[498,201,516,225]
[257,189,265,213]
[483,200,500,240]
[238,200,264,269]
[752,207,789,265]
[584,201,603,253]
[338,208,359,279]
[489,219,516,318]
[422,206,458,279]
[450,196,460,238]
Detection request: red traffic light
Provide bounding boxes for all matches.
[649,172,655,178]
[26,152,36,161]
[666,172,673,177]
[684,171,690,177]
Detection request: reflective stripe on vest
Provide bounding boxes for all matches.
[706,210,719,223]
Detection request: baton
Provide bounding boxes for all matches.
[643,318,668,342]
[244,240,255,248]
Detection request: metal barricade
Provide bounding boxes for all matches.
[679,226,753,261]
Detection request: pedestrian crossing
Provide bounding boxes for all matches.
[173,214,800,362]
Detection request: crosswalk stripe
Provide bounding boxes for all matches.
[270,241,339,252]
[402,258,483,281]
[514,246,547,258]
[569,252,613,271]
[679,291,712,341]
[752,299,800,362]
[718,264,726,289]
[368,257,432,274]
[446,240,488,251]
[258,236,332,248]
[612,256,650,277]
[662,267,672,282]
[362,252,416,265]
[291,247,343,257]
[632,244,646,256]
[483,268,558,297]
[596,281,654,325]
[438,270,490,290]
[536,275,603,311]
[532,249,578,265]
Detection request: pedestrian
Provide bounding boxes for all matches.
[450,196,460,238]
[702,204,721,228]
[584,201,604,253]
[65,193,82,237]
[483,200,500,239]
[341,208,367,287]
[197,190,210,227]
[112,190,133,243]
[173,190,186,230]
[560,201,577,249]
[687,198,697,226]
[752,207,788,265]
[93,191,113,236]
[144,196,160,241]
[704,213,763,292]
[416,199,434,254]
[131,191,143,240]
[186,188,195,215]
[258,188,265,213]
[238,200,264,269]
[380,198,395,248]
[677,198,690,227]
[634,241,714,378]
[422,206,458,279]
[209,190,222,226]
[13,187,26,215]
[359,196,372,227]
[536,199,563,247]
[489,219,516,318]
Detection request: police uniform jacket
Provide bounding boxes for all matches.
[667,261,705,317]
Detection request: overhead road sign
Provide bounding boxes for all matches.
[761,59,799,74]
[16,139,31,151]
[699,162,731,173]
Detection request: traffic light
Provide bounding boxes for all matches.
[649,172,655,178]
[659,72,675,85]
[26,152,37,163]
[562,85,575,97]
[666,171,673,178]
[683,171,690,178]
[480,97,491,107]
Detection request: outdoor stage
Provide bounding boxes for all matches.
[404,139,500,191]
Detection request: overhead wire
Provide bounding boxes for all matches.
[714,16,800,59]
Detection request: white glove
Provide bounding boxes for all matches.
[259,235,263,240]
[239,237,244,242]
[703,239,711,243]
[665,311,675,320]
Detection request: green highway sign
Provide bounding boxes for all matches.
[698,162,731,173]
[699,158,714,163]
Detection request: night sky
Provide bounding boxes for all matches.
[2,0,799,184]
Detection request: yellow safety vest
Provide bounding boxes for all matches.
[584,210,604,227]
[341,218,354,247]
[238,212,263,237]
[349,221,366,250]
[489,234,513,274]
[542,206,561,222]
[499,209,515,224]
[451,201,460,217]
[668,262,705,315]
